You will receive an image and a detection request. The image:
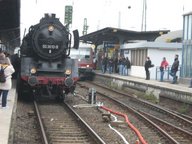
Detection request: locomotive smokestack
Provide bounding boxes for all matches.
[44,13,49,18]
[52,14,56,18]
[44,13,56,18]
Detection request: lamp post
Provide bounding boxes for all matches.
[127,5,131,30]
[141,0,147,31]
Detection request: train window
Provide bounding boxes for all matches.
[70,47,91,60]
[70,49,79,59]
[85,55,90,59]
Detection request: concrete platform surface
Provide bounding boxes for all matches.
[95,70,192,94]
[0,81,16,144]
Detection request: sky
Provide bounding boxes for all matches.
[20,0,192,38]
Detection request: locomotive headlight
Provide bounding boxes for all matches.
[65,69,71,75]
[86,65,90,68]
[48,25,54,32]
[30,68,37,74]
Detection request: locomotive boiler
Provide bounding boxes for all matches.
[19,13,79,100]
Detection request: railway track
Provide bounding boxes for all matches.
[77,81,192,143]
[33,101,105,144]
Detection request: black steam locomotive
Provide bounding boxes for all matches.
[18,14,79,100]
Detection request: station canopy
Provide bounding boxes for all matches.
[0,0,20,49]
[79,27,169,46]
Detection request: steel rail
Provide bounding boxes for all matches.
[34,101,49,144]
[77,82,180,144]
[64,102,106,144]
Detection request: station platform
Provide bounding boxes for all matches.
[0,80,17,144]
[94,70,192,103]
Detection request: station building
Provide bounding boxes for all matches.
[121,30,182,80]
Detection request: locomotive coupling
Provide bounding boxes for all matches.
[28,76,39,86]
[64,77,74,87]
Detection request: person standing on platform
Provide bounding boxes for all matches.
[159,57,169,82]
[144,57,153,80]
[125,57,131,76]
[101,55,107,74]
[108,57,114,74]
[122,57,127,76]
[118,56,124,75]
[10,50,20,79]
[169,54,179,84]
[189,79,192,88]
[114,57,118,73]
[0,50,15,109]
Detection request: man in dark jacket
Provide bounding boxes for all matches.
[169,54,179,84]
[101,55,107,74]
[189,79,192,88]
[123,57,131,76]
[118,56,124,75]
[108,57,114,74]
[144,57,153,80]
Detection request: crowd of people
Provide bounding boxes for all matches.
[100,54,190,86]
[101,55,131,76]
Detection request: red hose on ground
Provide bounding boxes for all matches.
[100,106,148,144]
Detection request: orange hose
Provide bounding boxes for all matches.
[101,106,148,144]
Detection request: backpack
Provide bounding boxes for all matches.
[0,66,7,83]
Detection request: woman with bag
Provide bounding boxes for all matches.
[0,50,15,109]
